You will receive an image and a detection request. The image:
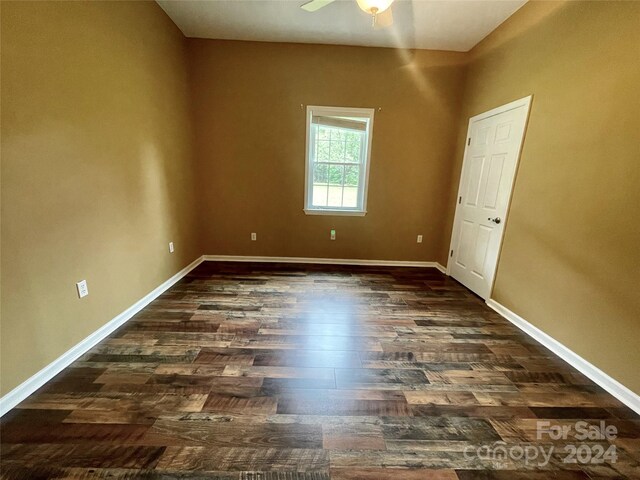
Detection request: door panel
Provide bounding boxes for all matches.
[465,155,485,206]
[449,97,531,299]
[456,220,475,268]
[472,224,493,278]
[476,125,491,145]
[483,154,505,209]
[495,122,512,142]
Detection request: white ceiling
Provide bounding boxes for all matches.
[157,0,527,52]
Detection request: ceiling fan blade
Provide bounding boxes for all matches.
[374,7,393,28]
[300,0,335,12]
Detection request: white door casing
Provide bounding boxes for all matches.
[447,96,532,299]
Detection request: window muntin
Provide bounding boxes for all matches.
[305,106,374,215]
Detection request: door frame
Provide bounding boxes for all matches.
[446,95,533,298]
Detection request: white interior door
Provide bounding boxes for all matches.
[448,96,532,299]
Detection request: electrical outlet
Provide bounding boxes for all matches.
[251,232,257,241]
[330,229,336,241]
[76,280,89,299]
[417,235,423,244]
[169,242,175,253]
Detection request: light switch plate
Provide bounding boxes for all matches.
[76,280,89,298]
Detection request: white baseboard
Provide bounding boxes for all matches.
[11,256,632,416]
[0,253,446,417]
[204,255,447,273]
[0,255,205,417]
[434,262,447,274]
[486,299,640,414]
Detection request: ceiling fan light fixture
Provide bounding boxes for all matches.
[356,0,394,15]
[356,0,394,27]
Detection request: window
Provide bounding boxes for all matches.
[304,105,374,216]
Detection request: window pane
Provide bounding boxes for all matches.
[318,126,331,140]
[345,132,362,163]
[344,165,359,187]
[327,185,344,207]
[343,165,359,208]
[330,129,344,142]
[328,165,344,186]
[343,186,358,208]
[313,164,328,184]
[327,165,344,207]
[312,185,328,206]
[329,138,345,162]
[316,140,330,162]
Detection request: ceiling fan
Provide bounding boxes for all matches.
[300,0,395,28]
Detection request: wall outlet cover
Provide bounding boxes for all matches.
[169,242,175,253]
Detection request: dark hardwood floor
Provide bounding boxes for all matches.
[1,262,638,479]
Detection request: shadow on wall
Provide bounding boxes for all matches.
[138,142,172,257]
[468,1,566,61]
[439,0,577,265]
[502,213,640,322]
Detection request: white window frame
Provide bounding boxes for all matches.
[304,105,375,216]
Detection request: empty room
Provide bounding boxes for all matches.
[1,0,639,478]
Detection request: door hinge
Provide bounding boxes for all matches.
[467,138,471,146]
[450,249,454,257]
[458,196,462,204]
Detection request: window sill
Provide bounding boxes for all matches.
[304,209,367,217]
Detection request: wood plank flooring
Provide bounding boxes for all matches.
[1,262,639,479]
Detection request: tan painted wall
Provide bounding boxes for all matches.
[443,1,640,393]
[0,1,200,394]
[189,39,467,261]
